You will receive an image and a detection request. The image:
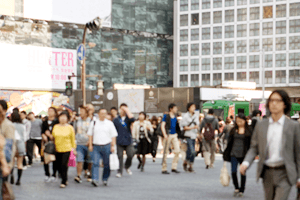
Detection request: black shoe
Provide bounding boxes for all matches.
[92,181,99,187]
[171,169,180,173]
[74,176,82,183]
[16,181,20,186]
[10,175,14,184]
[183,162,188,172]
[137,163,142,169]
[206,165,209,169]
[162,171,170,174]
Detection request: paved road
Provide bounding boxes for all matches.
[12,155,297,200]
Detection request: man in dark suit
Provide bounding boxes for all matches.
[240,90,300,200]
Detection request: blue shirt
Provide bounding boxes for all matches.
[162,114,177,135]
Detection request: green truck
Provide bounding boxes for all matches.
[290,103,300,117]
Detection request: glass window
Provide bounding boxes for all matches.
[289,36,300,50]
[213,57,222,70]
[265,54,273,68]
[263,22,273,35]
[275,70,286,83]
[180,75,188,87]
[289,70,300,83]
[180,29,188,41]
[214,0,222,8]
[250,23,260,36]
[263,38,273,52]
[225,57,234,69]
[276,4,286,18]
[202,58,211,70]
[180,44,188,56]
[191,28,199,41]
[250,55,260,68]
[290,3,300,17]
[276,21,286,34]
[202,12,210,25]
[263,0,272,2]
[191,13,199,25]
[191,0,199,10]
[265,71,273,84]
[250,0,259,4]
[225,41,234,54]
[225,0,234,7]
[202,43,211,55]
[180,15,188,26]
[202,74,211,86]
[213,11,222,24]
[237,40,247,53]
[202,0,211,9]
[249,39,259,52]
[225,73,234,81]
[213,26,222,39]
[276,54,286,67]
[225,25,234,38]
[191,43,199,56]
[290,19,300,33]
[249,71,259,84]
[191,74,199,86]
[263,6,273,19]
[225,10,234,23]
[250,7,260,20]
[237,0,247,5]
[237,24,247,37]
[237,72,247,81]
[213,73,222,85]
[276,37,286,51]
[202,27,211,40]
[289,53,300,67]
[237,8,247,21]
[180,0,188,11]
[191,59,199,71]
[237,56,247,69]
[213,42,222,54]
[180,59,188,71]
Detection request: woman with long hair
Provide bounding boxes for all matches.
[223,113,253,197]
[11,112,26,185]
[132,112,153,172]
[150,116,159,162]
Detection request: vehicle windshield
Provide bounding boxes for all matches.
[202,108,224,120]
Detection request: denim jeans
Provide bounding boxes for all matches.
[231,156,246,192]
[92,144,111,182]
[231,156,244,173]
[186,138,196,163]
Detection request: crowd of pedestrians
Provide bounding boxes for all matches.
[0,89,300,200]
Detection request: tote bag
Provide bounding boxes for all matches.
[220,162,231,187]
[109,153,119,171]
[68,150,76,167]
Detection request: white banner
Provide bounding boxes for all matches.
[0,43,77,90]
[23,0,111,27]
[118,89,144,113]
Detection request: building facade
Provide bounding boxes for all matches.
[175,0,300,88]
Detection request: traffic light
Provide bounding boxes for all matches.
[86,17,102,31]
[65,81,73,96]
[97,80,104,95]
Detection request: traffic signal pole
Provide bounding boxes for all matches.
[81,26,88,106]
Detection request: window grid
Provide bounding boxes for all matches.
[263,22,273,35]
[202,27,211,40]
[202,74,211,86]
[202,12,211,25]
[275,70,286,84]
[237,40,247,53]
[250,23,260,36]
[276,21,286,34]
[180,29,188,41]
[237,24,247,38]
[289,36,300,50]
[276,37,286,51]
[214,11,222,24]
[263,6,273,19]
[225,57,234,69]
[225,73,234,81]
[263,38,273,52]
[191,0,199,10]
[213,57,222,70]
[265,71,273,84]
[265,54,273,68]
[180,75,188,87]
[289,53,300,67]
[191,13,199,25]
[237,56,247,69]
[180,15,188,27]
[276,4,286,18]
[225,10,234,23]
[225,0,234,7]
[180,44,188,57]
[202,43,211,55]
[213,0,222,8]
[191,59,199,71]
[180,0,188,11]
[213,42,222,54]
[202,0,211,10]
[180,59,188,71]
[191,43,199,56]
[290,3,300,17]
[237,72,247,81]
[250,7,260,20]
[276,54,286,68]
[191,74,199,86]
[213,73,222,86]
[289,19,300,34]
[249,71,259,84]
[202,58,211,71]
[191,28,199,41]
[213,26,222,39]
[237,8,247,21]
[250,55,260,68]
[225,25,234,38]
[225,41,234,54]
[289,70,300,83]
[250,39,260,52]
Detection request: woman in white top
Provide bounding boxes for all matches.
[132,112,153,172]
[11,112,26,186]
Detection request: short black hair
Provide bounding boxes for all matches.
[11,112,22,123]
[120,103,128,108]
[58,110,70,120]
[0,100,8,111]
[139,112,147,119]
[110,107,118,111]
[20,111,27,115]
[266,90,291,115]
[13,108,19,113]
[186,102,196,111]
[208,108,214,115]
[168,103,177,111]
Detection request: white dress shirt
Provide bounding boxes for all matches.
[264,115,285,167]
[87,118,118,145]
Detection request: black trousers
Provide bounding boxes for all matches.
[150,136,158,158]
[26,139,42,165]
[56,152,70,185]
[44,159,58,177]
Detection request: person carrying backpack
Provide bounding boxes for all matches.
[199,108,219,169]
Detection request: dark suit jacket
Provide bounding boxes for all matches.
[244,117,300,185]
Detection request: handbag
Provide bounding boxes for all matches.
[109,153,119,171]
[44,141,56,154]
[2,181,15,200]
[220,162,231,187]
[68,150,76,167]
[44,152,56,164]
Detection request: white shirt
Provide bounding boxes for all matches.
[87,118,118,145]
[264,115,285,167]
